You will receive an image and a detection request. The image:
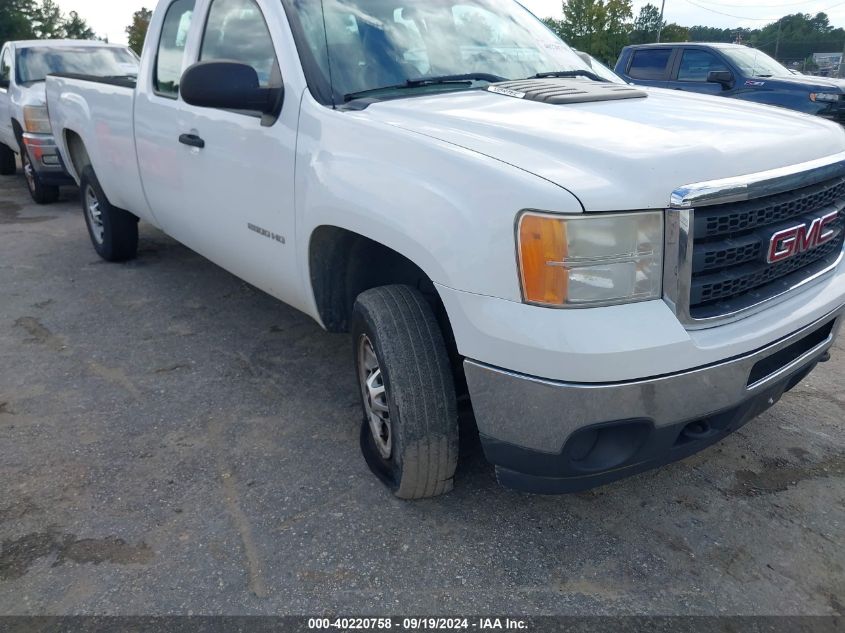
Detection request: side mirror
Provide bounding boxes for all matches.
[707,70,734,90]
[180,61,283,120]
[0,77,10,89]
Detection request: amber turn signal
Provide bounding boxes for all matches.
[518,213,569,306]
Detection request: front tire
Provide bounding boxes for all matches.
[352,285,459,500]
[21,148,59,204]
[80,165,138,262]
[0,143,15,176]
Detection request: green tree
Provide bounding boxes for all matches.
[32,0,65,39]
[748,13,845,63]
[597,0,633,62]
[546,0,631,63]
[541,17,562,35]
[63,10,95,39]
[688,26,751,43]
[1,0,96,44]
[559,0,605,53]
[660,23,689,43]
[629,3,661,44]
[0,0,37,46]
[126,7,153,55]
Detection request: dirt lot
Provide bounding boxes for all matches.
[0,168,843,616]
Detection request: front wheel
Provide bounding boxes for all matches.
[21,148,59,204]
[80,165,138,262]
[352,285,459,500]
[0,143,16,176]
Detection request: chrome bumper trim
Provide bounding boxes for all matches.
[22,132,65,172]
[465,307,842,454]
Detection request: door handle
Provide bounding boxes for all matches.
[179,133,205,149]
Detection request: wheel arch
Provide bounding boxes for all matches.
[308,225,465,393]
[11,119,24,150]
[309,225,441,332]
[62,128,91,183]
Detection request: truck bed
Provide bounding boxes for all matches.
[46,73,153,225]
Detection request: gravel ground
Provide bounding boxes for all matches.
[0,168,843,616]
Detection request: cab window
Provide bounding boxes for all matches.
[628,48,672,80]
[200,0,279,90]
[155,0,196,97]
[0,48,12,88]
[677,49,729,82]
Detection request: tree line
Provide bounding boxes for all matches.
[6,0,844,73]
[1,0,152,55]
[0,0,96,45]
[542,0,845,69]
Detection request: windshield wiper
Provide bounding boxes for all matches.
[531,70,608,83]
[344,73,507,103]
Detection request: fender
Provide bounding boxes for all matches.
[294,95,583,312]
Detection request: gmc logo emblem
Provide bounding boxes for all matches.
[767,210,840,264]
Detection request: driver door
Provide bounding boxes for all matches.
[667,48,732,96]
[173,0,300,302]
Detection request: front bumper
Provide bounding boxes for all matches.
[21,132,74,186]
[466,307,843,494]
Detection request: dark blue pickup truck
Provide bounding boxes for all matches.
[615,42,845,123]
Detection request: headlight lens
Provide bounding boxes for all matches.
[23,105,52,134]
[517,211,664,307]
[810,92,841,102]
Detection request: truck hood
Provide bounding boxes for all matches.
[764,74,845,91]
[363,86,845,211]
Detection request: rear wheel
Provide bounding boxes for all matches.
[80,165,138,262]
[0,143,16,176]
[21,148,59,204]
[352,285,459,499]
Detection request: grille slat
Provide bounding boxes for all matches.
[689,177,845,319]
[694,178,845,239]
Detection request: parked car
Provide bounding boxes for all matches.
[0,40,139,203]
[46,0,845,498]
[615,42,845,123]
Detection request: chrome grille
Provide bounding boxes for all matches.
[688,177,845,319]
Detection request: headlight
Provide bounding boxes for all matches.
[810,92,841,102]
[517,211,664,307]
[23,105,52,134]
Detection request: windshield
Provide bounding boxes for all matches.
[288,0,593,103]
[16,46,139,84]
[576,51,626,84]
[718,46,791,78]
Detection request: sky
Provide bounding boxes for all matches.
[54,0,845,45]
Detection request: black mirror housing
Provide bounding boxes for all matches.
[707,70,734,90]
[0,78,10,89]
[180,60,283,120]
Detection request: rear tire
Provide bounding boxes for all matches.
[0,143,16,176]
[21,148,59,204]
[80,165,138,262]
[351,285,459,500]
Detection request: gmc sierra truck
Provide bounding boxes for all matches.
[0,40,138,203]
[45,0,845,498]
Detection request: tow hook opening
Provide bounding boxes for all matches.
[678,420,714,445]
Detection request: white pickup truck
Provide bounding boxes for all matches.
[46,0,845,498]
[0,40,138,203]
